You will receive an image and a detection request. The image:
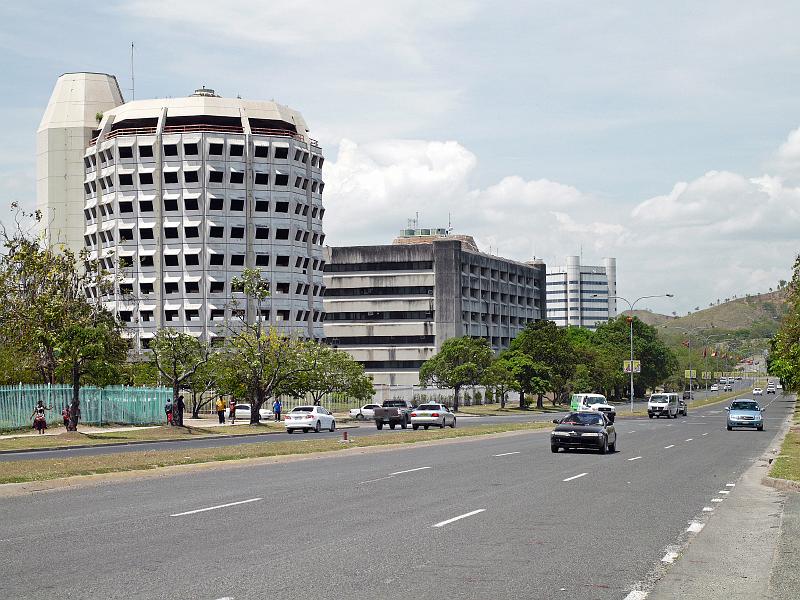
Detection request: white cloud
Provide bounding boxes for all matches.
[323,134,800,312]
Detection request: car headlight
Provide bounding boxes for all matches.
[581,432,599,437]
[552,431,570,436]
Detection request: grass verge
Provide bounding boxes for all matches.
[0,421,551,485]
[457,404,564,416]
[769,391,800,482]
[0,423,285,452]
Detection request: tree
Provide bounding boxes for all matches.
[482,358,518,408]
[770,255,800,390]
[502,352,551,409]
[185,352,228,419]
[419,337,493,411]
[150,328,210,416]
[297,343,374,406]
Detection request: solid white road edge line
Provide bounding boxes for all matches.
[562,472,588,482]
[664,445,675,449]
[687,522,705,533]
[628,456,642,461]
[661,551,679,564]
[357,475,396,484]
[493,451,521,457]
[390,466,431,476]
[432,509,486,528]
[623,592,648,600]
[171,497,262,517]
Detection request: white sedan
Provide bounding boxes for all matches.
[285,405,336,433]
[348,404,381,420]
[410,403,456,430]
[232,403,273,422]
[710,384,719,392]
[753,387,763,396]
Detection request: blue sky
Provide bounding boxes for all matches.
[2,1,800,312]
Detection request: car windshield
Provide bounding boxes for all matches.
[731,401,759,411]
[417,405,441,411]
[561,413,603,426]
[650,395,669,402]
[291,406,314,412]
[384,400,407,407]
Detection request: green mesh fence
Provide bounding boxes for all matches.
[0,385,170,430]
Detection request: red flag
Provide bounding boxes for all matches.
[682,339,690,347]
[711,351,717,357]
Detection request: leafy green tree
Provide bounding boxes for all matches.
[770,255,800,390]
[502,352,551,408]
[419,336,493,411]
[482,357,520,409]
[150,328,210,409]
[297,343,374,406]
[185,352,229,419]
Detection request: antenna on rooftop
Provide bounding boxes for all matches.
[130,42,135,100]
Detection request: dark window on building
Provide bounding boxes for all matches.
[359,360,426,370]
[185,281,200,293]
[275,282,290,294]
[119,174,133,186]
[163,144,178,156]
[230,226,244,239]
[184,197,199,211]
[140,228,154,240]
[140,282,154,294]
[140,256,154,268]
[119,256,133,268]
[185,253,200,266]
[119,311,133,323]
[209,143,223,156]
[210,309,225,320]
[164,171,179,184]
[164,227,179,239]
[139,145,153,158]
[325,311,434,321]
[254,172,269,185]
[324,286,434,297]
[294,176,302,188]
[139,172,154,185]
[165,310,179,322]
[276,309,290,320]
[186,309,200,321]
[230,198,244,211]
[140,310,153,322]
[184,143,198,155]
[324,260,433,273]
[119,229,134,241]
[209,254,224,266]
[230,254,245,266]
[164,198,178,211]
[139,200,153,212]
[254,145,269,158]
[275,201,289,213]
[209,197,224,210]
[274,173,289,186]
[119,201,133,213]
[184,170,199,184]
[165,255,179,267]
[210,281,224,293]
[119,283,133,295]
[165,282,179,294]
[255,227,269,239]
[255,254,269,266]
[275,228,289,240]
[209,226,224,238]
[318,157,324,168]
[209,170,224,183]
[119,146,133,159]
[229,144,244,157]
[184,226,199,238]
[275,255,290,267]
[230,171,244,184]
[274,146,289,159]
[255,200,269,212]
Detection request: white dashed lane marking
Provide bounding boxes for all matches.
[390,466,431,476]
[563,472,588,482]
[702,507,714,512]
[726,483,735,487]
[432,509,486,528]
[493,451,521,457]
[664,444,675,449]
[719,490,730,494]
[171,497,262,517]
[628,456,643,461]
[711,498,724,503]
[685,438,693,442]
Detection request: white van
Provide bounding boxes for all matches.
[647,393,679,419]
[570,393,616,422]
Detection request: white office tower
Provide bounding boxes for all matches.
[37,73,125,255]
[79,86,325,349]
[546,256,617,329]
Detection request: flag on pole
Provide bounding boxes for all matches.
[703,347,708,358]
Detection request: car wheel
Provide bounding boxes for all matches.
[451,418,456,429]
[758,425,764,431]
[329,420,335,432]
[287,428,293,434]
[598,435,608,454]
[648,414,653,419]
[424,425,429,430]
[314,421,321,433]
[412,424,419,430]
[727,425,732,431]
[551,444,559,453]
[303,428,309,433]
[401,420,407,429]
[355,414,363,420]
[440,420,446,429]
[377,422,383,430]
[390,423,396,430]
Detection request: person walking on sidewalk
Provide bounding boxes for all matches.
[165,397,174,426]
[175,395,186,427]
[61,406,70,429]
[216,398,226,424]
[30,400,51,434]
[273,399,282,422]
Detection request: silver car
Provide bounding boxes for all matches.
[410,403,456,430]
[726,399,763,431]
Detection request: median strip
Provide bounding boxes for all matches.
[171,497,261,517]
[432,509,486,528]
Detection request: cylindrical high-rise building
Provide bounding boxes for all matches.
[82,87,325,348]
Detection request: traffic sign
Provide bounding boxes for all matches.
[684,370,697,379]
[623,360,641,373]
[701,371,711,380]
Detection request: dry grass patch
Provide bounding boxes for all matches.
[0,421,551,484]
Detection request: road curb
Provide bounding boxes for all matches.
[762,475,800,493]
[0,424,360,455]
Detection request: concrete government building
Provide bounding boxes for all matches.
[545,256,617,329]
[37,73,326,349]
[323,230,546,385]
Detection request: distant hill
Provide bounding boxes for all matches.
[624,289,788,336]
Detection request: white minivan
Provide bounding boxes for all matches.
[647,393,679,419]
[570,393,616,422]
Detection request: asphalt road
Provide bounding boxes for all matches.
[0,390,792,599]
[0,380,756,462]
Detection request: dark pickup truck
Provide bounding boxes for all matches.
[373,399,413,430]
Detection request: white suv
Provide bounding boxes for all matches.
[648,393,679,419]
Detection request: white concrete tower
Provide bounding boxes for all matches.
[604,257,617,318]
[37,73,124,255]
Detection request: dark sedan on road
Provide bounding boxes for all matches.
[551,411,617,454]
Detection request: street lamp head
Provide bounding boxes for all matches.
[666,293,675,298]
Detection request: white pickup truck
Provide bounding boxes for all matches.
[569,393,616,423]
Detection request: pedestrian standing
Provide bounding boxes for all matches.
[230,401,237,425]
[31,401,51,434]
[165,397,174,426]
[216,398,226,424]
[61,406,70,429]
[176,395,185,427]
[272,399,282,422]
